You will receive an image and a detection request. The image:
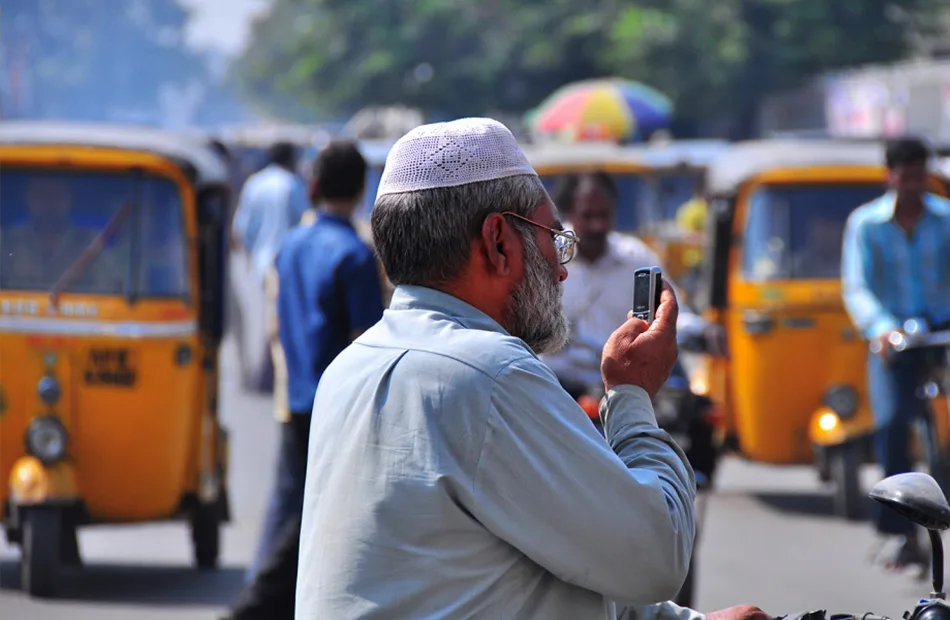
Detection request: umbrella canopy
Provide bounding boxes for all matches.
[529,78,673,142]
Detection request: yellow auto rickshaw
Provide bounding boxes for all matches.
[0,121,232,597]
[621,140,728,295]
[687,138,950,519]
[523,140,726,296]
[523,140,655,228]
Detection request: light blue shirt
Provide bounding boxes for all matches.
[231,164,310,278]
[296,285,698,620]
[842,191,950,340]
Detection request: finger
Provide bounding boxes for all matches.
[621,317,649,336]
[652,281,679,331]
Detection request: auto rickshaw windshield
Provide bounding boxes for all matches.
[740,182,885,281]
[657,173,701,220]
[0,168,188,298]
[540,171,655,232]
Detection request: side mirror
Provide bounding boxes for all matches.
[869,472,950,531]
[870,472,950,598]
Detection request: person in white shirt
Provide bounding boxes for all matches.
[542,171,704,396]
[231,141,311,280]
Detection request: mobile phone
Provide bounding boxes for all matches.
[632,267,663,324]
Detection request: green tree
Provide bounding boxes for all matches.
[606,0,945,136]
[232,0,944,133]
[232,0,613,118]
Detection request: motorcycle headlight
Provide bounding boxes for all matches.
[25,415,68,465]
[824,385,858,419]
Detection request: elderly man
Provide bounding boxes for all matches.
[296,119,766,620]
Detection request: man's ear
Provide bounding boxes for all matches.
[480,213,518,277]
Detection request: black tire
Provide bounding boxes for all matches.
[191,500,221,570]
[830,442,864,520]
[21,507,61,598]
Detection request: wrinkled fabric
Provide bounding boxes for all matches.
[296,285,697,620]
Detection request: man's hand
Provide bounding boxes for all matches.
[601,281,679,398]
[706,605,771,620]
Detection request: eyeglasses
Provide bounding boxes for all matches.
[501,211,578,265]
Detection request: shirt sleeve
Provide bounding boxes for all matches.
[340,247,385,333]
[231,188,250,247]
[471,358,696,604]
[841,211,899,339]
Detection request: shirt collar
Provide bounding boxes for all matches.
[389,285,511,337]
[316,211,354,229]
[877,191,942,220]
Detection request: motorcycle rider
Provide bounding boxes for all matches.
[542,171,705,398]
[841,137,950,570]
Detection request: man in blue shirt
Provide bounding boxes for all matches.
[223,140,384,620]
[842,137,950,569]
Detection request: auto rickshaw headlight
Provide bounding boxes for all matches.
[25,415,68,465]
[37,375,62,405]
[824,385,858,419]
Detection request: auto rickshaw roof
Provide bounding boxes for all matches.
[522,141,649,170]
[621,140,730,170]
[0,120,230,188]
[706,139,886,196]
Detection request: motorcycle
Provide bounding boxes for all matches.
[779,471,950,620]
[871,318,950,497]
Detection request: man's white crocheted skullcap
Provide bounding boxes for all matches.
[376,118,538,199]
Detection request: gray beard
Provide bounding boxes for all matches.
[505,232,570,356]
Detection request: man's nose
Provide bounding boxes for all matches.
[558,264,568,282]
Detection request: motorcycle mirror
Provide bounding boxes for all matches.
[870,472,950,599]
[870,472,950,531]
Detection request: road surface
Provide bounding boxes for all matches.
[1,338,943,618]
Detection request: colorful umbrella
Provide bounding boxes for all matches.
[529,78,673,142]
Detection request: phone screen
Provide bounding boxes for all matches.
[633,272,652,313]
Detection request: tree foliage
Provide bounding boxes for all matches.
[232,0,945,133]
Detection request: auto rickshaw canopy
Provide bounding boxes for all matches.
[706,139,887,199]
[0,120,230,190]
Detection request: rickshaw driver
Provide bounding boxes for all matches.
[1,176,124,292]
[842,137,950,570]
[541,172,705,398]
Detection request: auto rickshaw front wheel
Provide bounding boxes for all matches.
[829,441,864,521]
[20,506,62,598]
[191,500,221,569]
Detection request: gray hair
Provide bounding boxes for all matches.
[371,174,547,287]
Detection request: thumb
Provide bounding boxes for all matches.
[651,281,679,333]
